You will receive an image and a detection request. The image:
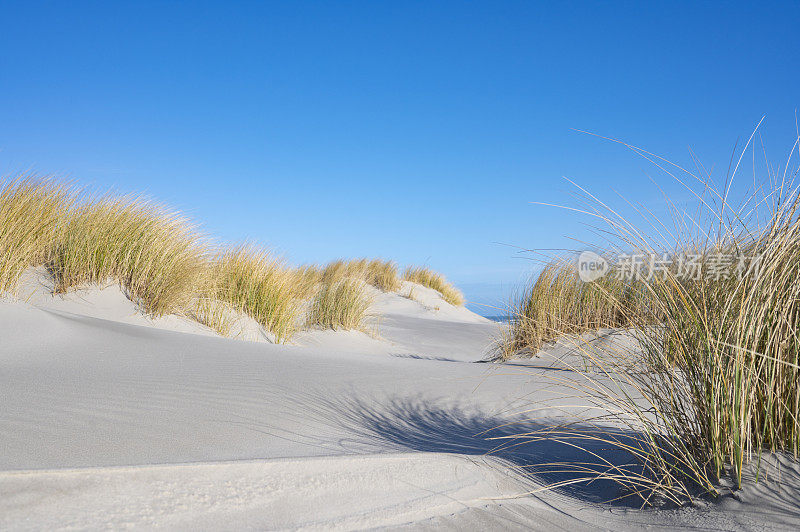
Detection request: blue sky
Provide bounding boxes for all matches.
[1,1,799,314]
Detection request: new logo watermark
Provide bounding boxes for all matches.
[577,251,610,282]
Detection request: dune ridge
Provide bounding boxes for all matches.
[0,175,469,344]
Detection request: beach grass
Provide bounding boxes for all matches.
[0,175,206,315]
[497,260,641,360]
[52,195,208,316]
[364,259,402,292]
[0,174,465,341]
[321,258,401,292]
[209,246,307,343]
[501,131,800,502]
[0,175,75,294]
[402,266,464,306]
[306,277,371,330]
[191,297,236,338]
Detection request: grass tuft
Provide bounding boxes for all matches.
[364,259,401,292]
[306,277,371,330]
[0,175,463,343]
[403,266,464,306]
[210,246,305,343]
[498,259,642,360]
[321,258,401,292]
[51,195,207,316]
[0,175,75,294]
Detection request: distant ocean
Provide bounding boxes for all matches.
[465,302,510,323]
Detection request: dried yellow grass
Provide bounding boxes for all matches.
[0,175,75,293]
[51,195,207,316]
[0,176,307,340]
[306,277,371,330]
[402,266,464,306]
[294,264,323,298]
[321,258,401,292]
[191,297,235,337]
[0,175,206,315]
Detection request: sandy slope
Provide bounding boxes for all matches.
[1,273,799,530]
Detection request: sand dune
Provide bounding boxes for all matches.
[1,275,799,530]
[0,454,527,530]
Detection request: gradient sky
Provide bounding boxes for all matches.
[2,1,799,314]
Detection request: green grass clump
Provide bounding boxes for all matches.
[210,246,306,343]
[636,237,800,489]
[498,259,642,360]
[504,131,800,504]
[402,266,464,306]
[306,277,371,330]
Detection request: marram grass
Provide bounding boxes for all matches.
[402,266,464,306]
[498,260,641,360]
[0,174,464,342]
[0,175,74,294]
[502,132,800,504]
[209,246,306,343]
[51,195,207,316]
[321,258,401,292]
[306,278,371,331]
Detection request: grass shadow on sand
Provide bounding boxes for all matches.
[314,395,670,508]
[321,396,800,517]
[325,397,800,526]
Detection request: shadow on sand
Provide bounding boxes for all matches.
[320,395,800,517]
[241,386,800,518]
[312,394,656,508]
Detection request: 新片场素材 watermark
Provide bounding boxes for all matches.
[576,251,762,282]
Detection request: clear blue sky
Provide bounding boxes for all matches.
[2,1,799,313]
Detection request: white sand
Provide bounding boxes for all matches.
[1,270,799,530]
